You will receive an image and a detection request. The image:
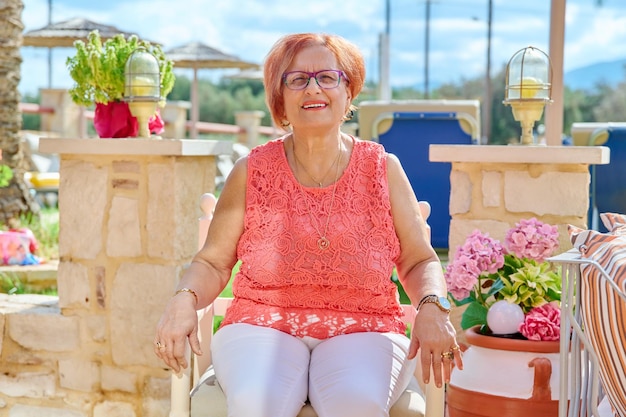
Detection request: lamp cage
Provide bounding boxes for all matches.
[124,48,161,103]
[504,46,552,103]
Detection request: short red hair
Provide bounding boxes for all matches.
[263,33,365,127]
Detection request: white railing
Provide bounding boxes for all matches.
[549,249,623,417]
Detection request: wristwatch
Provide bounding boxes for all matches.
[417,294,451,313]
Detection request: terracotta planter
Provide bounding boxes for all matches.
[448,326,560,417]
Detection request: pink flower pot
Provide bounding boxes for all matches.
[94,102,164,138]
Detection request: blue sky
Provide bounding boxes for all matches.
[19,0,626,96]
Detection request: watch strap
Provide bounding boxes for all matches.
[416,294,450,312]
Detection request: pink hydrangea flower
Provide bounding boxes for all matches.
[519,302,561,341]
[445,230,504,301]
[444,256,480,300]
[504,218,559,263]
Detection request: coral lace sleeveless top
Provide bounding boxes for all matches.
[219,137,405,339]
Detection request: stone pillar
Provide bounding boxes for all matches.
[2,137,232,417]
[161,101,191,139]
[430,145,609,259]
[235,110,265,148]
[40,89,84,138]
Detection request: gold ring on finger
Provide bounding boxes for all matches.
[156,341,165,350]
[441,351,454,360]
[451,345,460,351]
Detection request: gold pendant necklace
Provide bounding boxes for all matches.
[292,137,342,250]
[292,141,342,188]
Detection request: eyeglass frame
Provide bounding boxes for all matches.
[282,69,348,90]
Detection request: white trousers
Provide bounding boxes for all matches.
[211,323,416,417]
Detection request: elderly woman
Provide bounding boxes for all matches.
[155,32,462,417]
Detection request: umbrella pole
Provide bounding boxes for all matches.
[191,67,199,138]
[544,0,565,146]
[47,48,53,88]
[47,0,52,88]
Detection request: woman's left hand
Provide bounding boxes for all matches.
[407,304,463,387]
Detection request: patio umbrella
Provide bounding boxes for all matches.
[23,17,140,48]
[23,17,145,88]
[165,41,259,138]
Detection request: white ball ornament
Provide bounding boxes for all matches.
[487,300,525,335]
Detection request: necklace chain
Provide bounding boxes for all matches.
[292,137,342,250]
[292,142,342,188]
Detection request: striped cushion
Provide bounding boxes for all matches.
[600,212,626,234]
[568,213,626,416]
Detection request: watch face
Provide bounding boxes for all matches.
[438,296,451,310]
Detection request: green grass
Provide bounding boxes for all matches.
[0,272,25,295]
[218,261,239,298]
[0,271,57,295]
[30,208,60,261]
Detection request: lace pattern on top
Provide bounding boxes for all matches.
[220,137,404,339]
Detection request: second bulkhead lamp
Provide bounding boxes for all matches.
[503,46,553,145]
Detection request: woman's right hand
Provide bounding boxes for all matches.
[154,291,203,373]
[154,156,246,372]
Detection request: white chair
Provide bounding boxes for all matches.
[169,195,445,417]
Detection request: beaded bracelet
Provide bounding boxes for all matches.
[175,287,198,305]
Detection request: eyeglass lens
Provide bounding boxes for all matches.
[284,70,342,90]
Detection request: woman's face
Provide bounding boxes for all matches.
[282,45,351,131]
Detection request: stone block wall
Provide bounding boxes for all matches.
[447,161,589,257]
[0,139,230,416]
[430,145,610,259]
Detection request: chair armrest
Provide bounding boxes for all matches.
[169,303,218,417]
[424,380,445,417]
[194,304,217,381]
[170,346,192,417]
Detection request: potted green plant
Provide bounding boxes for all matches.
[444,217,561,336]
[443,218,563,417]
[66,30,175,138]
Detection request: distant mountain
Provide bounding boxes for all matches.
[409,59,626,93]
[564,59,626,91]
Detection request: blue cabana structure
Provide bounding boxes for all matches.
[359,100,480,249]
[586,124,626,232]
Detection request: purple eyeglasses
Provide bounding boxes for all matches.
[282,69,348,90]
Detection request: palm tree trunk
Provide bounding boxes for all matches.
[0,0,39,223]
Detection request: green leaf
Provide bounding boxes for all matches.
[460,301,489,330]
[486,277,504,296]
[448,293,475,307]
[546,287,561,302]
